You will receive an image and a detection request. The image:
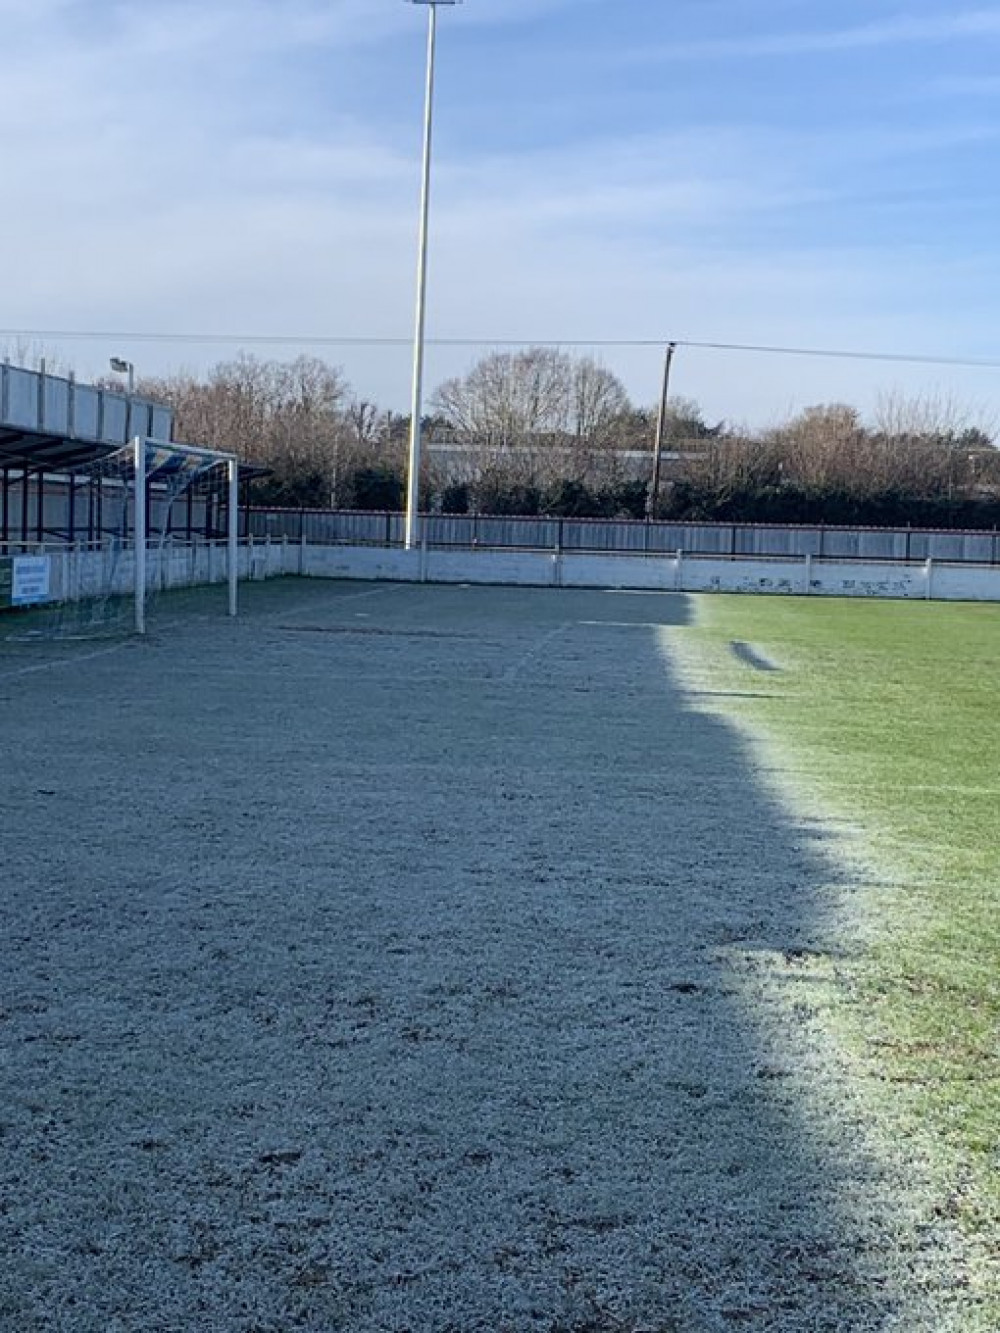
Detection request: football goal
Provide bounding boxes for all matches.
[4,437,240,640]
[132,437,239,634]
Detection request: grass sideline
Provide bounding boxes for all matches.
[676,594,1000,1309]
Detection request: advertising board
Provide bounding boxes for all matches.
[0,555,52,608]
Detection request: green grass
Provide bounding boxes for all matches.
[677,595,1000,1284]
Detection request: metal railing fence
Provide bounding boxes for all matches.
[248,508,1000,566]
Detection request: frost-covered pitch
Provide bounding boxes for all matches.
[0,581,960,1331]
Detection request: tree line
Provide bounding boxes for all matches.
[135,349,1000,529]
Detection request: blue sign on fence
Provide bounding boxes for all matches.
[7,556,51,606]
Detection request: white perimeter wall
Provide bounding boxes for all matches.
[36,538,288,604]
[301,543,1000,603]
[23,538,1000,605]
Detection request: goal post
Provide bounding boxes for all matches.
[132,436,240,636]
[135,433,146,635]
[1,438,243,643]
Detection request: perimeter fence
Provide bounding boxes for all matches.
[249,508,1000,566]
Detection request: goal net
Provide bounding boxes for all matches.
[4,437,240,640]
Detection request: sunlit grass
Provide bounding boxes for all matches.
[678,595,1000,1286]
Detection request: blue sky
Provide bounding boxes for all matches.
[3,0,1000,428]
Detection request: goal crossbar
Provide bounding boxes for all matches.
[133,435,239,635]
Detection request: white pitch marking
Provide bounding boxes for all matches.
[578,620,671,629]
[501,622,572,684]
[1,639,132,681]
[266,582,394,625]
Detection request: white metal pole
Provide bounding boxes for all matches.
[405,2,441,551]
[227,457,239,617]
[134,435,147,635]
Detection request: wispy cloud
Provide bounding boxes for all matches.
[437,129,840,239]
[636,8,1000,61]
[0,0,998,425]
[31,0,595,63]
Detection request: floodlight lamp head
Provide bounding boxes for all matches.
[110,357,131,373]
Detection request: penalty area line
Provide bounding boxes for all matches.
[0,639,133,681]
[261,582,396,625]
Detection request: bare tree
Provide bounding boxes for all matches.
[868,391,997,499]
[140,354,357,505]
[569,356,630,446]
[348,399,384,447]
[0,339,70,376]
[870,389,992,442]
[430,348,635,507]
[433,347,574,446]
[768,403,866,491]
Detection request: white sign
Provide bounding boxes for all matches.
[12,555,51,606]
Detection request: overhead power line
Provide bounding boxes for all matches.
[2,327,1000,371]
[676,339,1000,370]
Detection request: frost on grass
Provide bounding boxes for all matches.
[0,580,981,1331]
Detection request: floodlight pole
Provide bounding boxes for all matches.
[114,357,137,441]
[405,0,459,550]
[111,357,135,395]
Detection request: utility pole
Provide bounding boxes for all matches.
[404,0,460,550]
[646,342,677,521]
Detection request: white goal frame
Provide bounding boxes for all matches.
[133,435,240,635]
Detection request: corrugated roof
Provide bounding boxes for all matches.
[0,427,267,482]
